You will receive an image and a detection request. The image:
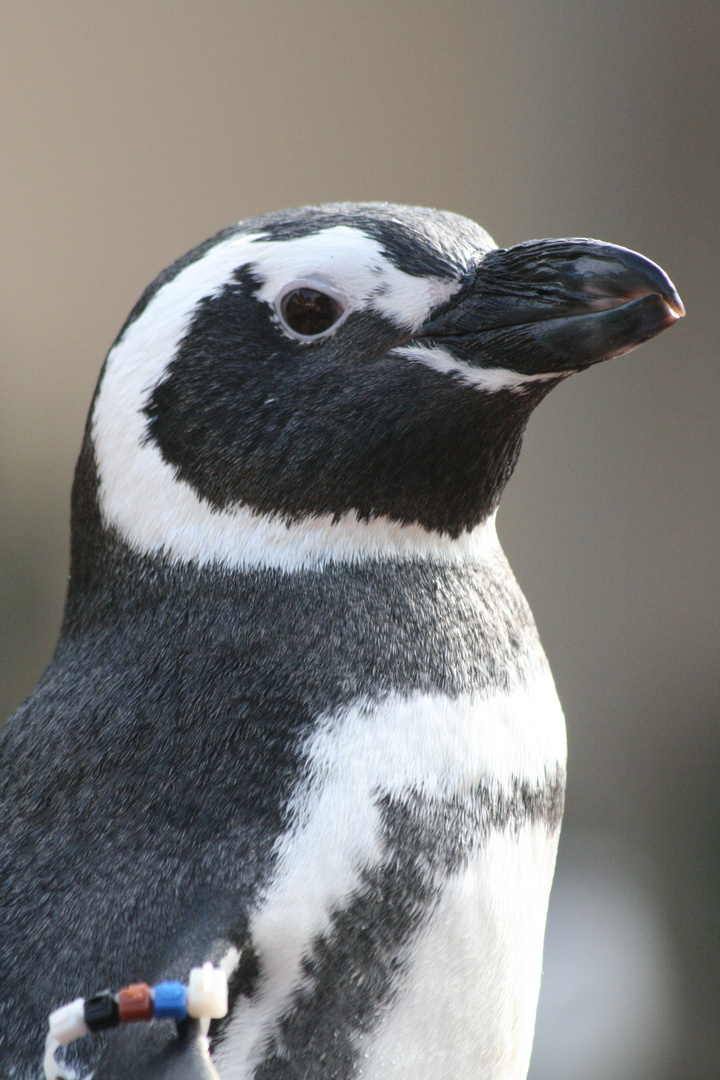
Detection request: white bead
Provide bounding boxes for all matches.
[48,997,88,1046]
[186,962,228,1020]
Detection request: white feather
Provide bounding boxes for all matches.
[393,343,575,392]
[249,225,463,332]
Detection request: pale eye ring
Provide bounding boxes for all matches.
[276,282,346,340]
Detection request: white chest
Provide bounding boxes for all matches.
[214,674,566,1080]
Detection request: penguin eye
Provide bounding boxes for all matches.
[279,288,344,339]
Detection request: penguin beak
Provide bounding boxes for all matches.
[419,239,685,375]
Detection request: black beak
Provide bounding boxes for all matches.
[419,238,685,375]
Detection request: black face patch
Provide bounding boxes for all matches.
[142,260,553,535]
[104,202,553,537]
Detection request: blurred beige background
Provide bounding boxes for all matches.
[1,3,718,1077]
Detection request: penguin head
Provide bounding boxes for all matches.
[78,203,683,574]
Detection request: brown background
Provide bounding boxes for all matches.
[1,3,718,1077]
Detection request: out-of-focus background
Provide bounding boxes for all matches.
[1,3,717,1077]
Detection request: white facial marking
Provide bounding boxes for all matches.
[250,226,463,333]
[394,343,575,391]
[212,674,566,1078]
[91,227,494,570]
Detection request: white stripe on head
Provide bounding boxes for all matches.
[249,225,463,332]
[91,228,498,571]
[393,343,575,392]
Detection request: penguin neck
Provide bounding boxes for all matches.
[65,373,552,611]
[65,455,517,614]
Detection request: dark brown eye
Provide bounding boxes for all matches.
[280,288,343,337]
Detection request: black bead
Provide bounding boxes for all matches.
[84,992,120,1030]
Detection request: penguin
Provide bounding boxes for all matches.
[0,203,683,1080]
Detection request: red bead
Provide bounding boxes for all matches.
[117,982,153,1023]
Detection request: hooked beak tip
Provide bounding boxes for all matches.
[666,291,686,319]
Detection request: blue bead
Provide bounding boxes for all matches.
[153,981,187,1020]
